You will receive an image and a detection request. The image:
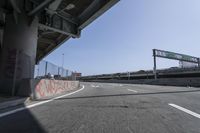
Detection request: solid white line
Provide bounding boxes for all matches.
[169,103,200,119]
[52,86,85,100]
[0,85,85,118]
[127,89,138,93]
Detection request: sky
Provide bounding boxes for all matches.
[44,0,200,76]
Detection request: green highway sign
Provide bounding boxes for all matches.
[153,49,199,63]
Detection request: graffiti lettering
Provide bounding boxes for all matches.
[34,80,79,99]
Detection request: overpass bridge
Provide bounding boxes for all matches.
[80,67,200,81]
[0,0,119,95]
[80,67,200,86]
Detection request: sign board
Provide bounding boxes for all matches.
[153,49,199,63]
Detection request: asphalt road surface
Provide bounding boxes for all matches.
[0,82,200,133]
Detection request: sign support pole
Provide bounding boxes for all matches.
[153,49,157,80]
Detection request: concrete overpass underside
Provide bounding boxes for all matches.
[0,0,119,95]
[36,0,119,62]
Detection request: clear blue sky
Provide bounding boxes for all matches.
[44,0,200,76]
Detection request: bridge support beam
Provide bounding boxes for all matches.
[0,13,38,95]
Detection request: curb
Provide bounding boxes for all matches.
[0,97,30,110]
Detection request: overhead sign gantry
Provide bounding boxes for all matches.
[153,49,200,79]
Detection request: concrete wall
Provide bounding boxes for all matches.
[31,79,80,99]
[85,77,200,87]
[15,79,80,99]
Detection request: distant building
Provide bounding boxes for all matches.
[72,72,82,77]
[179,61,197,68]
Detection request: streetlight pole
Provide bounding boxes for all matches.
[61,53,64,76]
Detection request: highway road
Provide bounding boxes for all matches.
[0,82,200,133]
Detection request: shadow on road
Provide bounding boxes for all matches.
[0,102,47,133]
[55,89,200,100]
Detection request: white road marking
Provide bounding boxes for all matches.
[127,126,134,133]
[0,85,85,118]
[169,103,200,119]
[119,84,123,87]
[127,89,138,93]
[91,85,99,88]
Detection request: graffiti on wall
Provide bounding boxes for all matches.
[4,48,22,79]
[35,79,79,99]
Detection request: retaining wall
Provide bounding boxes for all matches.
[32,79,80,99]
[15,79,80,99]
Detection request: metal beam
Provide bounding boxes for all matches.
[39,14,80,38]
[79,0,120,29]
[28,0,55,16]
[38,38,55,45]
[47,0,62,14]
[39,31,55,37]
[10,0,21,13]
[36,35,69,63]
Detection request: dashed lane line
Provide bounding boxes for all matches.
[169,103,200,119]
[127,89,138,93]
[91,85,99,88]
[91,85,95,87]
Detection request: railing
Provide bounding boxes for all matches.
[34,60,76,80]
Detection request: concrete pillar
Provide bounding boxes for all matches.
[0,12,38,95]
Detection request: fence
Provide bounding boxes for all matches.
[34,60,75,80]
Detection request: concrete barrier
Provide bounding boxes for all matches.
[31,79,80,99]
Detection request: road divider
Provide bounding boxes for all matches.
[169,103,200,119]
